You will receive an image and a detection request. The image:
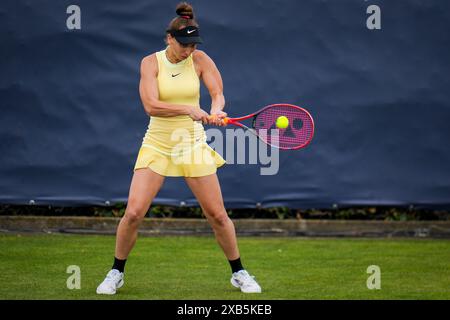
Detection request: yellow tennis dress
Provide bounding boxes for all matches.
[133,48,226,177]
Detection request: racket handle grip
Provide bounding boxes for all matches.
[207,115,230,126]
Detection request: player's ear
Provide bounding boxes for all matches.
[166,34,173,45]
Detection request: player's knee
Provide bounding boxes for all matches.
[123,208,145,226]
[209,211,229,228]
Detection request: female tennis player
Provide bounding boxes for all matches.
[97,2,261,295]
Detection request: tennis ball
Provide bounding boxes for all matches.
[276,116,289,129]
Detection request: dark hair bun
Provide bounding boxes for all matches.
[176,2,194,19]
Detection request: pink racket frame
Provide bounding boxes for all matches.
[223,103,315,150]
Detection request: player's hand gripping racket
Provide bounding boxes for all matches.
[211,104,314,150]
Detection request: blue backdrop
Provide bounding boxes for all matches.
[1,0,450,209]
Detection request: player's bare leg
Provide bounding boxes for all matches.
[185,173,261,293]
[185,173,239,260]
[115,168,165,259]
[97,168,164,295]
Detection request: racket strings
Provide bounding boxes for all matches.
[253,105,314,149]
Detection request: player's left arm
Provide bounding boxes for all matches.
[194,50,226,125]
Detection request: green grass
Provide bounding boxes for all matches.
[0,233,449,299]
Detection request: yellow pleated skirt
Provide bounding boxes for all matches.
[134,115,226,177]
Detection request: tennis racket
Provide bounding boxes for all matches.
[213,103,314,150]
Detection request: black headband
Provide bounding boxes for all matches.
[167,26,203,44]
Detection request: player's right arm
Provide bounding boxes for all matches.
[139,54,209,122]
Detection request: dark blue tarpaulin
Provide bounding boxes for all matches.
[1,0,450,209]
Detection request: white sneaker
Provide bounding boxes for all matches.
[230,270,262,293]
[96,269,124,295]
